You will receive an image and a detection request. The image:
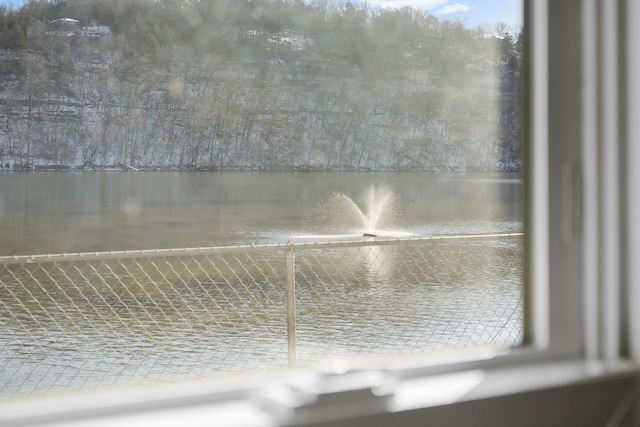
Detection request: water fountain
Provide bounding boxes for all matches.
[304,184,408,240]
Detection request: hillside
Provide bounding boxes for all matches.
[0,0,522,171]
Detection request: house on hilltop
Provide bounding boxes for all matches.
[47,17,111,40]
[83,25,111,39]
[48,17,80,35]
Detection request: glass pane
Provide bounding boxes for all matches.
[0,0,524,399]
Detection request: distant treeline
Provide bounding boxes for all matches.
[0,0,523,171]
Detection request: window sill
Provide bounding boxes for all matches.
[3,359,639,427]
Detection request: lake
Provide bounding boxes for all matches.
[0,171,522,255]
[0,172,524,399]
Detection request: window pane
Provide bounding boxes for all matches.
[0,0,524,399]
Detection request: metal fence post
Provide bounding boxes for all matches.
[286,241,297,369]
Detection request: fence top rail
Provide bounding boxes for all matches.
[0,233,524,264]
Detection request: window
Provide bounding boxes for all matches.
[1,0,526,398]
[2,0,640,426]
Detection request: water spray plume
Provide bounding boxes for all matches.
[311,185,403,236]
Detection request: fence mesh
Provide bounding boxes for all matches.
[0,234,523,400]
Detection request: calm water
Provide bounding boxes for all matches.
[0,171,522,255]
[0,172,523,399]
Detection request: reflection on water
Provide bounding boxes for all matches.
[0,172,523,399]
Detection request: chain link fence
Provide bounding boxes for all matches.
[0,233,524,400]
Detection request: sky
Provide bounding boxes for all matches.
[0,0,523,29]
[351,0,523,28]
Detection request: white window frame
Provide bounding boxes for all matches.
[3,1,640,425]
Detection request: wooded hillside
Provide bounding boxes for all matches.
[0,0,522,171]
